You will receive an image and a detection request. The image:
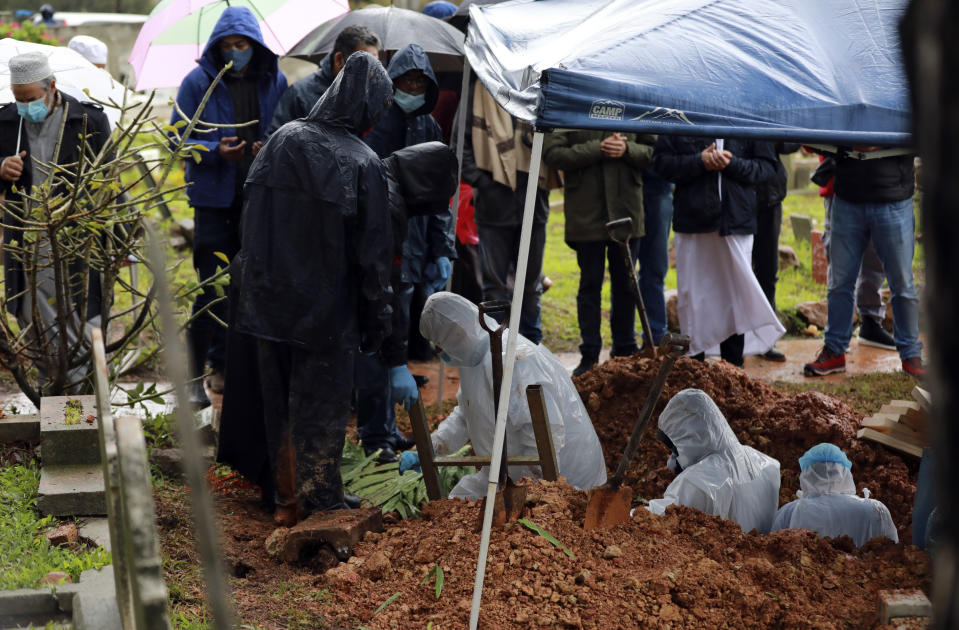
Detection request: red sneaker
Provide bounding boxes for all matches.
[804,346,846,376]
[902,357,926,378]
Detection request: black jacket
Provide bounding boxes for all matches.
[652,135,777,236]
[233,52,394,354]
[267,54,334,136]
[756,142,802,208]
[834,153,915,204]
[0,93,111,318]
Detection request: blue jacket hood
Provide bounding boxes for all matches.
[387,44,438,117]
[199,6,277,78]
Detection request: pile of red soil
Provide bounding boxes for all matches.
[574,356,919,541]
[320,480,928,629]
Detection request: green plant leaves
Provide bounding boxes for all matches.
[420,565,444,599]
[373,591,401,616]
[518,518,576,558]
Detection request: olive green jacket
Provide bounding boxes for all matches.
[543,130,656,243]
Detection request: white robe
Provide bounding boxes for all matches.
[674,231,784,357]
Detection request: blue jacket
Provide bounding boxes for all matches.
[172,6,287,208]
[267,54,334,136]
[364,44,454,283]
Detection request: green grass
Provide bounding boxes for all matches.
[774,371,917,417]
[0,463,111,590]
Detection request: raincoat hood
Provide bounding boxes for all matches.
[420,292,491,368]
[386,43,438,117]
[199,6,277,78]
[798,461,857,498]
[658,388,744,471]
[308,51,393,134]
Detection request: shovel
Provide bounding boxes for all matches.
[478,299,528,527]
[606,217,656,358]
[583,333,690,530]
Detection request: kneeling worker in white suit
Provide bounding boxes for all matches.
[647,389,780,533]
[414,292,607,498]
[771,443,898,546]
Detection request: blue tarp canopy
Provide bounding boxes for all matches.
[465,0,912,145]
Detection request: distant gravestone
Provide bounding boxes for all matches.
[811,230,828,284]
[791,214,814,243]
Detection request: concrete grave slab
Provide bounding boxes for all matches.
[38,464,106,516]
[790,213,813,242]
[72,567,121,630]
[281,508,384,564]
[79,517,112,552]
[878,589,932,623]
[40,396,100,467]
[0,414,39,443]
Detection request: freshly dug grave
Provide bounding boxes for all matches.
[574,356,919,541]
[323,480,929,629]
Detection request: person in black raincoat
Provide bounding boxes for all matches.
[230,52,394,525]
[266,26,381,136]
[354,43,456,462]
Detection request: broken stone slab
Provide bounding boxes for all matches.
[280,508,384,565]
[72,567,121,630]
[878,589,932,623]
[0,413,39,442]
[45,522,79,546]
[78,517,112,552]
[37,464,106,516]
[778,244,800,271]
[40,396,100,467]
[148,445,215,481]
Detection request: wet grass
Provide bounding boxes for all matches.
[774,371,918,417]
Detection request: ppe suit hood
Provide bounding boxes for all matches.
[308,51,393,134]
[198,7,277,79]
[798,461,857,498]
[658,388,744,471]
[420,292,491,368]
[386,43,439,117]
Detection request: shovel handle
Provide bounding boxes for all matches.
[478,299,510,335]
[605,217,633,244]
[608,333,690,488]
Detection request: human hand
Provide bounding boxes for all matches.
[429,256,452,292]
[389,364,419,409]
[217,136,247,162]
[0,151,27,182]
[701,143,731,171]
[601,133,627,159]
[252,140,263,157]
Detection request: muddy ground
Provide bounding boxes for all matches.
[156,356,929,628]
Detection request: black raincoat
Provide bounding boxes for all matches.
[222,52,394,518]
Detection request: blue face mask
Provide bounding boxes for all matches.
[17,94,49,123]
[224,47,253,72]
[393,89,426,114]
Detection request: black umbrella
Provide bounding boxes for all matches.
[445,0,508,32]
[287,5,465,73]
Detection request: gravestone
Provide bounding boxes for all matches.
[791,214,814,243]
[37,396,106,516]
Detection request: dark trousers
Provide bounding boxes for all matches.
[407,282,433,361]
[257,339,354,517]
[354,350,401,450]
[752,201,783,311]
[477,221,547,344]
[189,202,242,376]
[693,334,745,367]
[452,240,483,305]
[571,240,641,358]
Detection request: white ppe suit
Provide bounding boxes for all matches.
[771,461,898,546]
[420,292,607,498]
[647,389,780,533]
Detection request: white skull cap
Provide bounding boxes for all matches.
[9,51,53,85]
[68,35,108,66]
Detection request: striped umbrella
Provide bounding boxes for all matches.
[129,0,349,91]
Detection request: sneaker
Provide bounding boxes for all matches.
[804,346,846,376]
[902,357,926,378]
[762,347,787,362]
[858,318,896,351]
[572,355,598,377]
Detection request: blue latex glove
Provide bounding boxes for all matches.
[429,256,452,292]
[399,450,421,473]
[389,364,419,409]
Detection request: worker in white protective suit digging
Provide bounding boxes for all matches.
[414,292,607,498]
[647,388,780,533]
[771,443,898,546]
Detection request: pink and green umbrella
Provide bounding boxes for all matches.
[129,0,349,91]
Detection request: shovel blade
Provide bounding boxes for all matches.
[478,482,529,530]
[584,484,634,530]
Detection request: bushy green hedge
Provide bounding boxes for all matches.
[0,21,61,46]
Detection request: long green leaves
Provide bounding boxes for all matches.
[373,591,402,616]
[420,565,445,599]
[518,518,576,559]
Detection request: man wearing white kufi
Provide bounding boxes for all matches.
[0,51,111,389]
[67,35,108,69]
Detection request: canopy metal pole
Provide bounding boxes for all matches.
[469,131,545,630]
[437,58,472,407]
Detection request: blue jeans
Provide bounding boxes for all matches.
[824,196,921,359]
[639,185,673,344]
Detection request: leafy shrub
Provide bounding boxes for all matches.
[0,21,60,45]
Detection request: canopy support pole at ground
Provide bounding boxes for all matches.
[437,57,472,407]
[469,131,545,630]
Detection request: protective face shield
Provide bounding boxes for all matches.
[658,429,683,473]
[17,92,49,123]
[393,89,426,114]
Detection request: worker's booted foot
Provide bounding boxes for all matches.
[902,357,926,379]
[274,504,299,527]
[572,354,598,377]
[804,346,846,376]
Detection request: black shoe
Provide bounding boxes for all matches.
[188,380,210,410]
[762,347,787,362]
[610,345,639,358]
[365,444,398,463]
[344,493,362,509]
[412,374,430,388]
[572,355,598,377]
[393,433,416,451]
[858,317,896,350]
